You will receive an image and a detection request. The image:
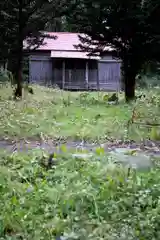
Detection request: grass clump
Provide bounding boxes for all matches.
[0,150,160,239]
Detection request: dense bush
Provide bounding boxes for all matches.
[137,75,160,89]
[0,67,13,84]
[0,57,29,85]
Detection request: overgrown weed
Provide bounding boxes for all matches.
[0,150,160,239]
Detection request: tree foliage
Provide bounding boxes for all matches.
[67,0,160,101]
[45,16,73,32]
[0,0,68,97]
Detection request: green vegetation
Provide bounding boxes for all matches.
[0,85,160,239]
[0,149,160,239]
[0,85,128,141]
[0,84,160,142]
[1,0,160,236]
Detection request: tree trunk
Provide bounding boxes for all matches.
[124,74,136,102]
[14,68,23,98]
[14,51,23,99]
[121,59,138,102]
[14,0,23,98]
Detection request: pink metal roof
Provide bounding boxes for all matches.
[38,32,82,51]
[25,32,112,51]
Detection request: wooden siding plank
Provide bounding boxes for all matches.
[98,61,121,91]
[29,57,53,85]
[62,60,65,89]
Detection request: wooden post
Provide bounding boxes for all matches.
[62,59,65,89]
[85,60,89,89]
[96,61,100,91]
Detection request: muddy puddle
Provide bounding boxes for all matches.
[0,138,160,170]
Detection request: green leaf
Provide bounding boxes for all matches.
[95,147,105,155]
[60,144,67,153]
[150,127,160,140]
[103,94,109,101]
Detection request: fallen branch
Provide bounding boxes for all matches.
[132,122,160,127]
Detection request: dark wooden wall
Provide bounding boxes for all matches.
[98,55,122,91]
[28,51,122,91]
[29,52,53,86]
